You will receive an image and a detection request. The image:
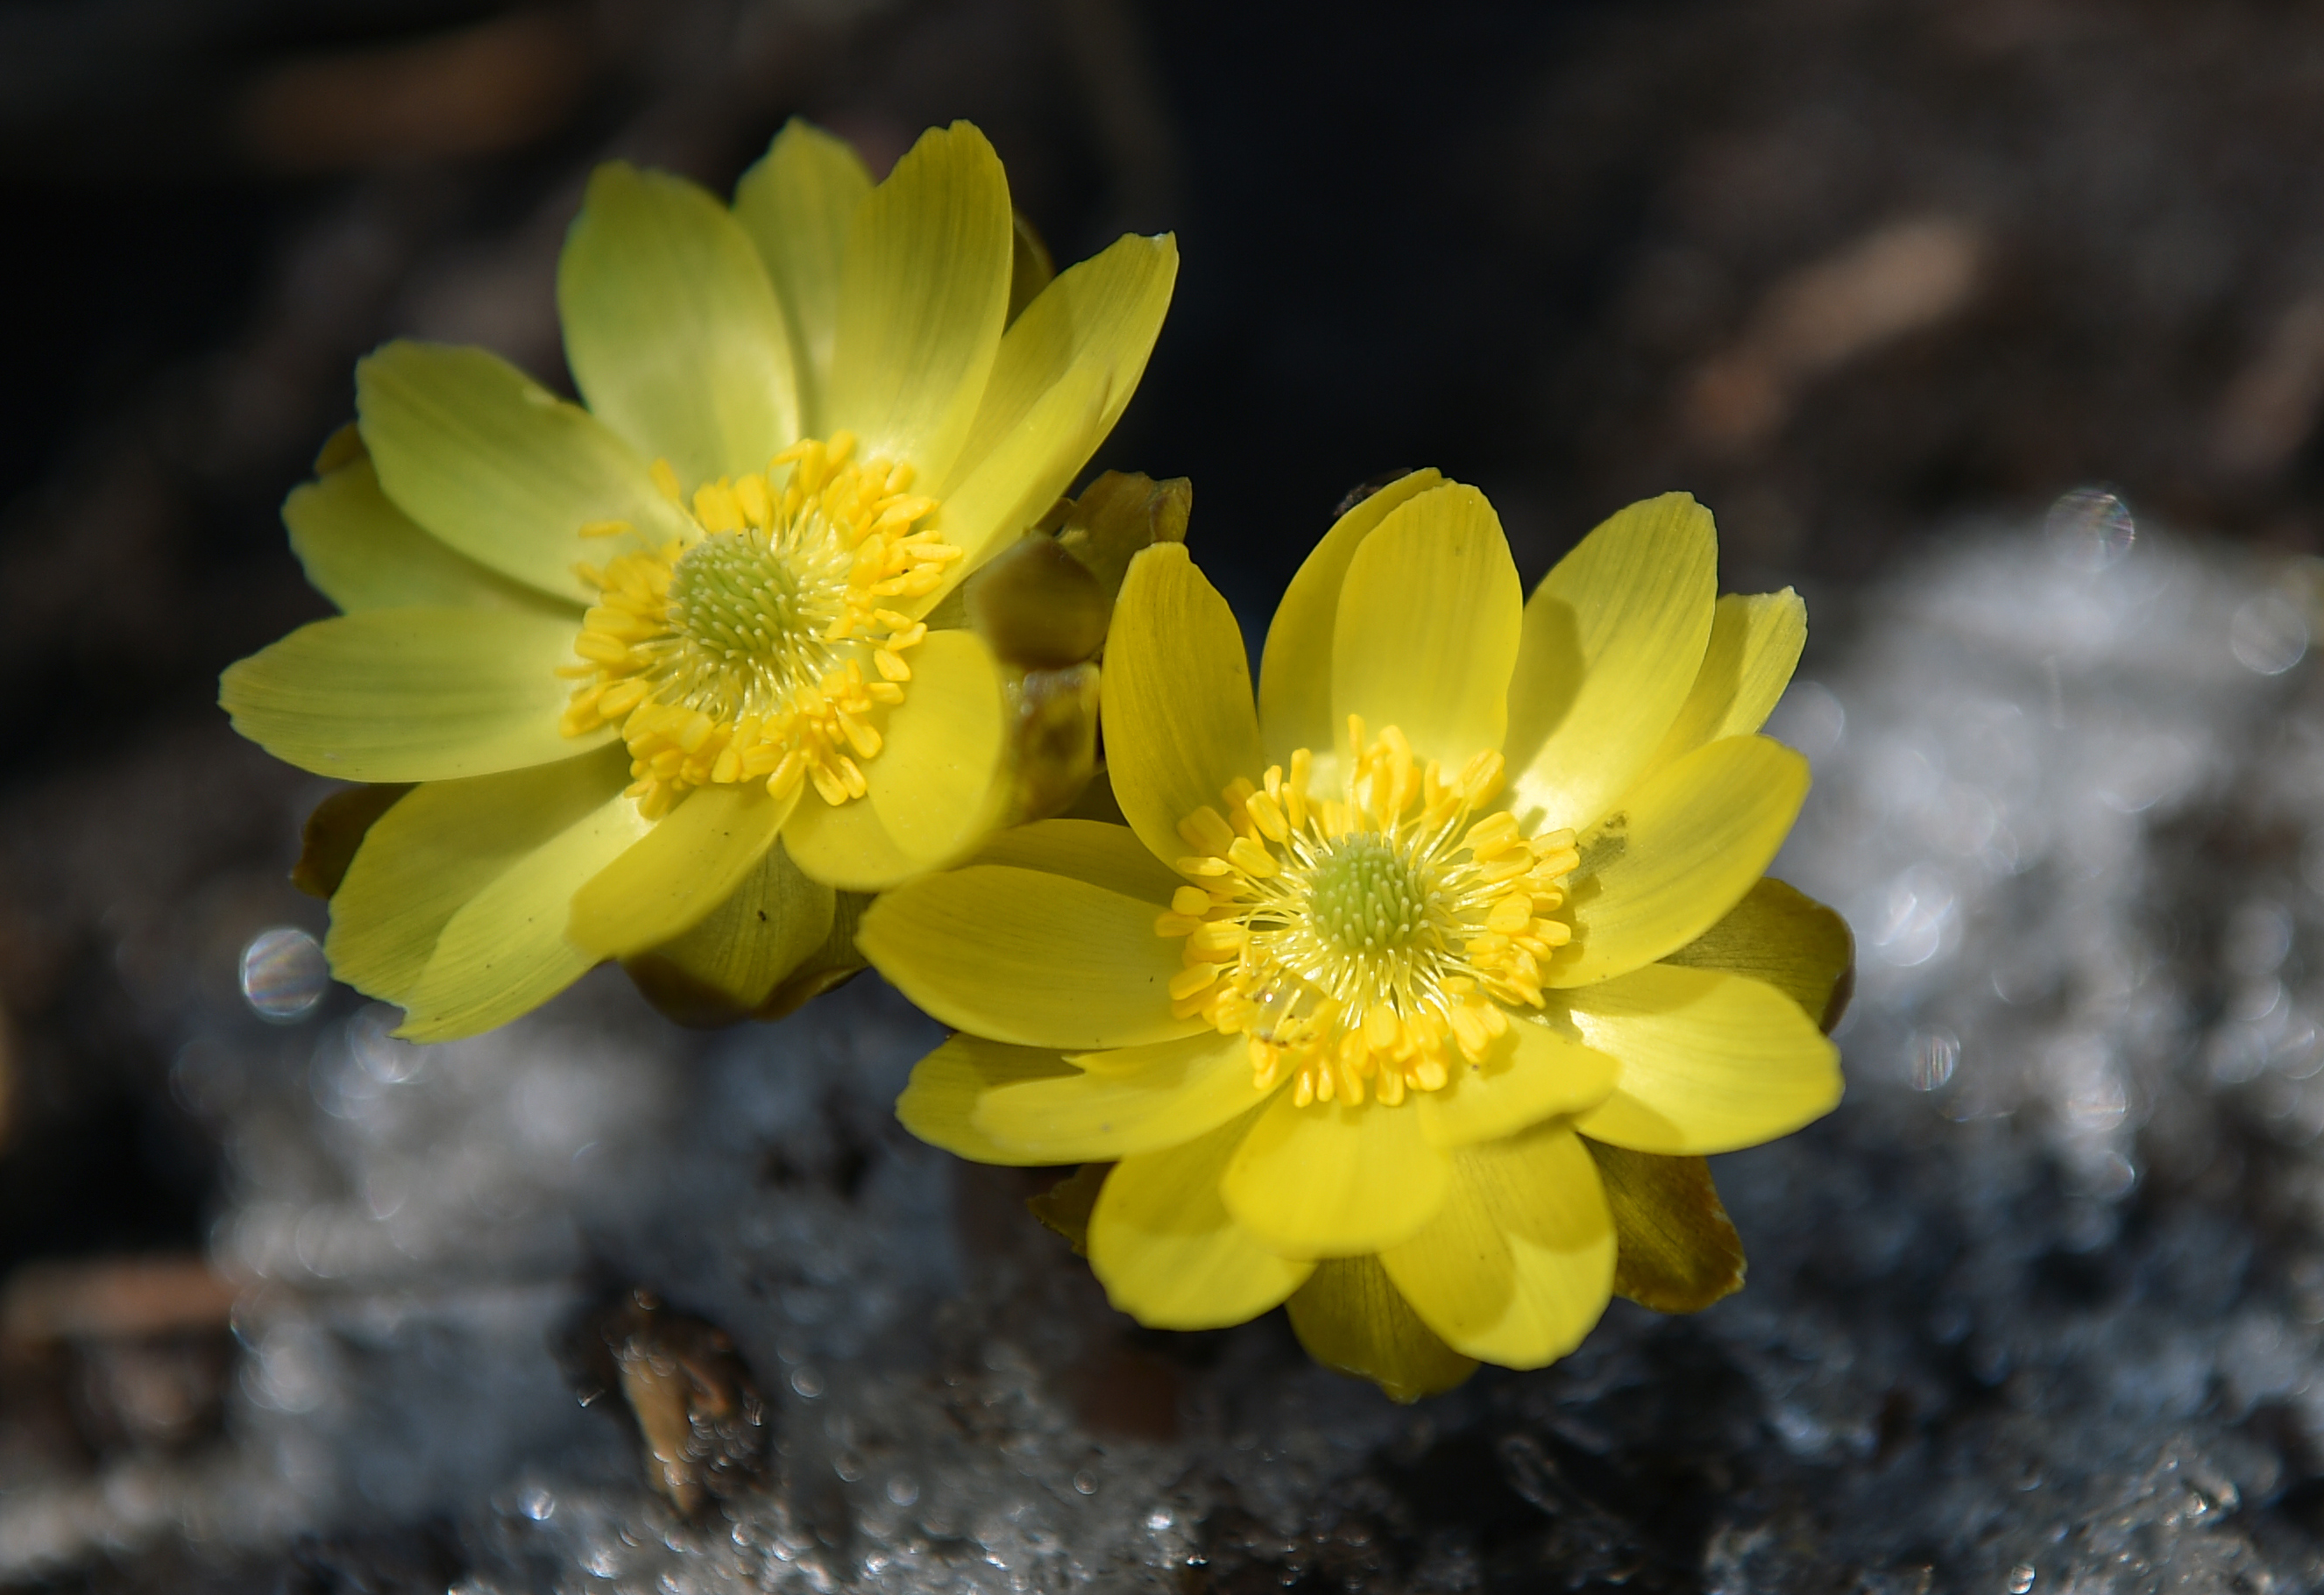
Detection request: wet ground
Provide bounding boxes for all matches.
[10,1,2324,1589]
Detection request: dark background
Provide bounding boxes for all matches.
[0,0,2319,1362]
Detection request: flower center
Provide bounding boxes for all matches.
[558,433,961,819]
[1307,834,1432,954]
[1157,718,1580,1109]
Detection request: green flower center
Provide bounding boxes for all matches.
[658,528,849,722]
[557,434,952,817]
[1306,833,1434,954]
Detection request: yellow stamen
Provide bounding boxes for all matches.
[1155,725,1578,1108]
[556,437,957,818]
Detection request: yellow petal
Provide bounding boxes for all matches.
[896,1033,1080,1166]
[327,745,631,1002]
[825,122,1012,487]
[1416,1015,1618,1150]
[620,839,836,1024]
[732,118,872,432]
[1285,1256,1477,1403]
[558,163,797,488]
[858,865,1201,1050]
[1506,493,1717,834]
[1379,1121,1614,1367]
[1551,734,1809,988]
[1330,482,1522,769]
[220,608,609,783]
[969,818,1185,904]
[356,341,688,603]
[1565,964,1842,1154]
[1636,590,1806,782]
[1258,470,1443,771]
[1659,875,1854,1031]
[972,1031,1269,1161]
[1088,1108,1314,1329]
[1582,1139,1746,1315]
[566,780,797,959]
[862,629,1010,877]
[287,457,575,617]
[780,777,920,890]
[915,352,1109,606]
[1101,543,1265,869]
[395,774,652,1041]
[950,231,1178,496]
[1221,1093,1451,1259]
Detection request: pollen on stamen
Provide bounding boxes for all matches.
[1153,727,1576,1108]
[556,437,953,819]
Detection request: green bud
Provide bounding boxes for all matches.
[293,783,410,899]
[621,843,846,1028]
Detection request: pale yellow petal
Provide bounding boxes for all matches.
[1506,493,1717,834]
[1550,734,1809,988]
[895,1033,1080,1166]
[857,865,1201,1050]
[220,608,607,783]
[1100,543,1265,868]
[1379,1121,1615,1367]
[780,776,920,890]
[950,230,1177,490]
[356,341,689,603]
[969,818,1184,904]
[1416,1015,1618,1150]
[557,162,797,487]
[825,122,1012,486]
[1330,482,1522,768]
[1088,1108,1314,1329]
[1221,1093,1451,1259]
[915,357,1109,603]
[732,118,872,431]
[287,457,574,617]
[861,633,1010,880]
[326,746,631,1002]
[1258,470,1444,770]
[972,1031,1270,1161]
[1636,590,1806,783]
[395,776,652,1040]
[1565,964,1842,1154]
[1285,1256,1477,1402]
[566,781,797,959]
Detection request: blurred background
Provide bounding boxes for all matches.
[1,0,2321,1579]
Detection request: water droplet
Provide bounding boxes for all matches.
[520,1485,556,1521]
[239,927,329,1023]
[2231,592,2309,676]
[2225,901,2296,975]
[2044,487,2134,573]
[789,1365,825,1399]
[1870,865,1957,968]
[1073,1470,1098,1495]
[886,1473,920,1506]
[1145,1506,1175,1532]
[1910,1028,1959,1091]
[2007,1564,2037,1593]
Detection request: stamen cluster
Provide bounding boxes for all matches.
[557,434,962,817]
[1158,719,1580,1109]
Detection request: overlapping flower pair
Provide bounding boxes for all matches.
[223,120,1846,1399]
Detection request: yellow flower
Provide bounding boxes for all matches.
[220,120,1176,1040]
[862,474,1846,1398]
